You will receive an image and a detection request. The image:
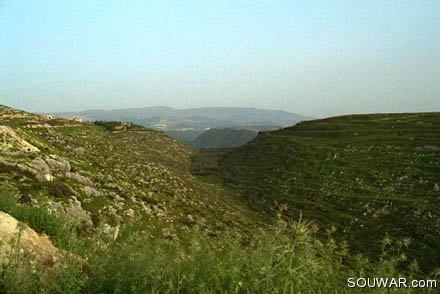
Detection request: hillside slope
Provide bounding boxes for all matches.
[1,105,438,291]
[0,105,261,241]
[211,113,440,271]
[192,128,258,149]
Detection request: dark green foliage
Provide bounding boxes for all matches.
[94,120,124,131]
[165,129,204,145]
[93,120,144,131]
[214,112,440,272]
[191,148,235,175]
[192,128,258,149]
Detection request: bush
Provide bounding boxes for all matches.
[0,186,83,252]
[0,185,434,293]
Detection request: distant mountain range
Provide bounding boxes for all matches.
[55,106,309,130]
[54,106,311,147]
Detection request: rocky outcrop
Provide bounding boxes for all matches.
[45,155,71,173]
[65,196,94,234]
[0,125,40,153]
[66,172,94,187]
[0,211,61,266]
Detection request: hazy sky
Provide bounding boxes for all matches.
[1,1,439,118]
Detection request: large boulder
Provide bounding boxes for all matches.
[0,211,61,266]
[65,196,94,234]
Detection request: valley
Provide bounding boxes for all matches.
[0,105,439,292]
[195,112,440,272]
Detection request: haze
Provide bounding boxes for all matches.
[1,1,439,118]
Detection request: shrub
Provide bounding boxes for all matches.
[0,185,83,252]
[0,185,434,293]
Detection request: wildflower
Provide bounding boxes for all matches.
[381,235,392,246]
[399,253,407,262]
[402,237,411,248]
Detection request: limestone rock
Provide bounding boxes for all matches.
[0,126,40,153]
[65,196,93,233]
[42,173,55,182]
[0,211,60,266]
[66,172,94,186]
[29,158,51,174]
[83,186,102,197]
[45,155,71,173]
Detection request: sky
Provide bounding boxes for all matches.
[1,0,439,118]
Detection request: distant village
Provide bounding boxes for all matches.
[44,114,82,123]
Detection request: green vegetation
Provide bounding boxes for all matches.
[93,120,145,132]
[1,105,439,292]
[0,186,83,253]
[165,129,204,145]
[191,148,235,175]
[191,128,258,149]
[2,186,435,293]
[211,113,440,272]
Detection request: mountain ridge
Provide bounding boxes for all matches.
[53,106,310,129]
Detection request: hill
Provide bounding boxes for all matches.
[54,106,309,144]
[192,128,258,149]
[56,106,308,129]
[0,105,262,240]
[1,105,438,292]
[195,112,440,272]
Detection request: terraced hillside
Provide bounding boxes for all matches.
[213,113,440,271]
[0,105,260,241]
[1,105,439,291]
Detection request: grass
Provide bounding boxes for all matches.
[206,112,440,272]
[2,184,436,293]
[1,106,439,292]
[0,185,84,253]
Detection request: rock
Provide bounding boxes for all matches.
[415,145,440,152]
[47,200,66,217]
[42,173,55,182]
[65,196,93,234]
[0,211,61,266]
[113,225,120,240]
[16,161,55,183]
[125,208,135,218]
[0,126,40,153]
[73,147,86,155]
[66,172,94,186]
[45,155,71,173]
[29,158,51,174]
[83,186,102,197]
